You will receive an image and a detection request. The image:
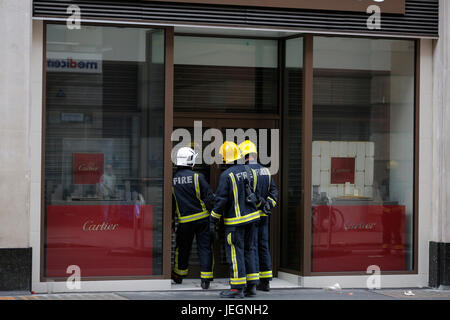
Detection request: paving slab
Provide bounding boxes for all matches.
[117,288,395,300]
[374,289,450,300]
[1,286,449,301]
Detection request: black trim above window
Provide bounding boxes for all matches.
[33,0,438,38]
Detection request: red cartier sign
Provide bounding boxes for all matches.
[312,205,406,272]
[73,153,104,185]
[330,157,355,184]
[46,205,153,277]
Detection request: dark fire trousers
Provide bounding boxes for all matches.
[174,218,213,281]
[256,216,272,281]
[224,221,259,289]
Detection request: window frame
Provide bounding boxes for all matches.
[39,23,420,281]
[40,21,174,282]
[299,35,420,277]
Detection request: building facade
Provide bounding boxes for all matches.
[0,0,449,293]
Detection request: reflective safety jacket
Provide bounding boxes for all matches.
[248,162,278,217]
[172,168,215,224]
[210,164,260,226]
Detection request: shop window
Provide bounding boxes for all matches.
[311,37,415,272]
[44,25,165,277]
[174,36,278,113]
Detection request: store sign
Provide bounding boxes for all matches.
[150,0,405,14]
[330,157,355,184]
[46,57,102,73]
[312,205,406,272]
[46,205,153,277]
[73,153,104,185]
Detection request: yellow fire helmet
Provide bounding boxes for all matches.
[238,140,258,157]
[219,141,242,163]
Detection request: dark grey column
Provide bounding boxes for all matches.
[0,248,32,291]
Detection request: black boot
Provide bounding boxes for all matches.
[244,283,257,297]
[220,288,244,299]
[256,279,270,292]
[171,271,183,284]
[201,280,210,290]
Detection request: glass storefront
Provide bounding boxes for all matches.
[311,37,416,272]
[44,24,165,277]
[41,25,418,280]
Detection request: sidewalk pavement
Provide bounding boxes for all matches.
[1,288,450,300]
[1,278,450,300]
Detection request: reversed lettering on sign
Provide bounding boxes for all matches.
[82,220,119,231]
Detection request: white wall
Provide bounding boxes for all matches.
[30,19,44,292]
[430,0,450,244]
[419,38,434,285]
[0,0,33,248]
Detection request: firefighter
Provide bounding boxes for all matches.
[238,140,278,292]
[210,141,261,298]
[172,147,215,289]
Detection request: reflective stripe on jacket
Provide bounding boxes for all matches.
[211,164,260,226]
[172,168,215,223]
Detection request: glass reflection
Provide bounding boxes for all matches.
[44,25,165,277]
[311,37,415,272]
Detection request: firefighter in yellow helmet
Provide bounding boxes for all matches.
[238,140,278,292]
[210,141,260,298]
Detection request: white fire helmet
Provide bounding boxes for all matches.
[176,147,198,167]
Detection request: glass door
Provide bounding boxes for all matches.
[172,116,278,278]
[172,34,281,279]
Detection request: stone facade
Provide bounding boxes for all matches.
[0,0,33,291]
[428,0,450,288]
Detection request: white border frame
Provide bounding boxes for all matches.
[29,20,171,293]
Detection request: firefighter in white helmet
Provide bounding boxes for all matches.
[172,147,215,289]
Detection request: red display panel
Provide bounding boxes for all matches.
[46,205,153,277]
[330,157,355,184]
[312,205,406,272]
[73,153,104,185]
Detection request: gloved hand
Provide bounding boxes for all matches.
[263,201,272,215]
